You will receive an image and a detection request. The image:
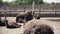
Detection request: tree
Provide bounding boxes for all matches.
[0,0,10,6]
[15,0,28,5]
[6,0,44,5]
[0,0,3,5]
[3,2,9,5]
[52,2,55,4]
[26,0,44,4]
[37,0,44,4]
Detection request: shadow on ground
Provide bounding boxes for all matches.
[47,19,60,22]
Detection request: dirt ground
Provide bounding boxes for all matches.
[0,17,23,34]
[39,18,60,34]
[0,17,60,34]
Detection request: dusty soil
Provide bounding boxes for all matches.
[0,17,60,34]
[0,17,23,34]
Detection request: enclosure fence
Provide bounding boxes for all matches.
[0,4,60,17]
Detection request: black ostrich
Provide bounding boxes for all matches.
[4,20,21,29]
[16,13,25,23]
[25,11,33,22]
[24,20,54,34]
[0,16,6,26]
[33,12,40,19]
[0,18,21,29]
[0,11,21,29]
[1,16,21,29]
[16,11,33,23]
[0,18,5,26]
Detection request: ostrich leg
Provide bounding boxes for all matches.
[4,7,8,26]
[0,12,1,22]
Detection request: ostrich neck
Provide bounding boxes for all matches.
[5,22,9,26]
[0,16,1,22]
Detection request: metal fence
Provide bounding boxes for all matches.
[0,4,60,17]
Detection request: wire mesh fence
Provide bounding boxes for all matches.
[0,4,60,17]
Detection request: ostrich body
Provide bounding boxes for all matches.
[24,20,54,34]
[16,11,33,23]
[5,21,21,29]
[0,20,5,26]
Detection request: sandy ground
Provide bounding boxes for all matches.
[0,17,23,34]
[40,18,60,34]
[0,17,60,34]
[0,26,23,34]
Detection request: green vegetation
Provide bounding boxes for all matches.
[0,0,60,6]
[0,0,9,5]
[3,2,9,5]
[0,0,44,6]
[15,0,44,5]
[0,0,3,5]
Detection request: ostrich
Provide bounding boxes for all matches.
[25,11,33,22]
[16,11,33,23]
[16,12,25,23]
[24,20,54,34]
[0,17,21,29]
[33,12,40,19]
[0,17,5,26]
[2,11,21,29]
[0,12,5,26]
[5,21,21,29]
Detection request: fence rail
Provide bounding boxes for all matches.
[0,4,60,17]
[0,10,60,17]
